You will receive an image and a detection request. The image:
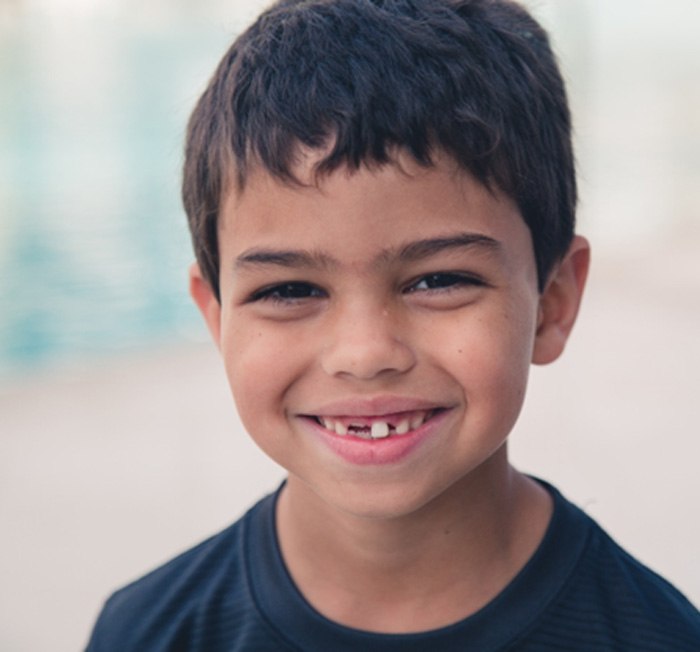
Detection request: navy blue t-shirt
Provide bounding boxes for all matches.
[86,482,700,651]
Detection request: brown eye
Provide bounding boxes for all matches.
[250,282,326,303]
[406,273,485,293]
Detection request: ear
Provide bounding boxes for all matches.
[532,235,590,365]
[189,263,222,348]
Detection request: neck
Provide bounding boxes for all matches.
[275,453,552,633]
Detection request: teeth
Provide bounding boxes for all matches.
[316,411,432,438]
[370,421,390,439]
[395,419,410,435]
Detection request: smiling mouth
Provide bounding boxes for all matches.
[308,409,443,439]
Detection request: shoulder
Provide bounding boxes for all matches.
[527,484,700,651]
[85,493,277,652]
[583,524,700,640]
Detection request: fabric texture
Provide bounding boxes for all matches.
[86,481,700,651]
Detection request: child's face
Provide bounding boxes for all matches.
[192,153,580,519]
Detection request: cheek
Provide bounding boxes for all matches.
[433,303,536,411]
[220,319,306,430]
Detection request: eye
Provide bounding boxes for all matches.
[405,272,486,293]
[249,281,326,303]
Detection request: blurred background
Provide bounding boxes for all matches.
[1,1,698,650]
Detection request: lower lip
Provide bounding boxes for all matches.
[303,410,451,466]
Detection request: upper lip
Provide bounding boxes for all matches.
[303,396,448,418]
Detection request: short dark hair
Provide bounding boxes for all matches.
[183,0,576,300]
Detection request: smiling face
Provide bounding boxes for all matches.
[191,153,587,519]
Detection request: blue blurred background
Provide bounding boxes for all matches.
[1,2,698,651]
[0,1,266,378]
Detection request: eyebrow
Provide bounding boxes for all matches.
[234,232,501,271]
[235,249,336,270]
[396,233,501,262]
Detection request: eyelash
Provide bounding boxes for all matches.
[248,273,486,305]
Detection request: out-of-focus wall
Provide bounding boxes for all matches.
[538,0,700,249]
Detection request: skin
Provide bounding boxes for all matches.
[190,152,590,633]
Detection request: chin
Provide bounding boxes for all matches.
[303,471,468,522]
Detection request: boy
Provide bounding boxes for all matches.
[87,1,700,650]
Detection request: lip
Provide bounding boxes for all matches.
[299,404,453,466]
[309,395,446,418]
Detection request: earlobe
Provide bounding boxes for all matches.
[532,235,590,365]
[189,263,222,347]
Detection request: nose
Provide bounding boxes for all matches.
[320,303,416,380]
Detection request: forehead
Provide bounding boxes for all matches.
[218,151,533,274]
[226,149,503,218]
[226,146,479,208]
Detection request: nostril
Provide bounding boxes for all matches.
[320,335,416,380]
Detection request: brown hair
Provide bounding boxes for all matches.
[183,0,576,300]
